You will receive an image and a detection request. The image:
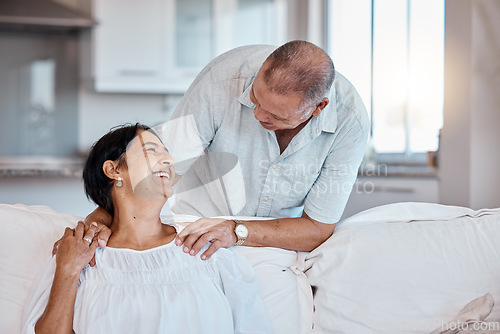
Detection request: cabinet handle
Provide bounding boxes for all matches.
[371,186,415,193]
[117,70,157,77]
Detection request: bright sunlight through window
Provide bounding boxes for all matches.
[327,0,444,155]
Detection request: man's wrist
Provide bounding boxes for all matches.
[227,219,237,245]
[232,219,248,246]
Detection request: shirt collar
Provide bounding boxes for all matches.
[318,85,338,133]
[238,79,338,134]
[238,81,255,108]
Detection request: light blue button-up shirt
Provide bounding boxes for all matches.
[155,45,369,224]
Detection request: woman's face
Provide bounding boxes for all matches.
[123,130,175,200]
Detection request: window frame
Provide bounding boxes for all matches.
[312,0,444,166]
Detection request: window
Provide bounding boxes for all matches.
[0,32,79,158]
[326,0,444,159]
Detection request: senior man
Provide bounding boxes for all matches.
[84,40,369,260]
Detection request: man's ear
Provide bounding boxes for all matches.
[103,160,120,180]
[312,97,329,117]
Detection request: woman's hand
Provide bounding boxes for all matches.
[35,222,98,334]
[55,221,99,277]
[52,220,111,267]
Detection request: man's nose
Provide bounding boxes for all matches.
[253,106,268,122]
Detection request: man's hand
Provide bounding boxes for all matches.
[52,220,112,267]
[175,218,237,260]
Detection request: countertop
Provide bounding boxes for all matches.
[0,157,84,178]
[358,164,438,178]
[0,158,437,179]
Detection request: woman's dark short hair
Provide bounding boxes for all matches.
[83,123,151,216]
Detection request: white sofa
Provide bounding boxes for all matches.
[1,202,500,333]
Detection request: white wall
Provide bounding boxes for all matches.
[78,86,178,151]
[439,0,500,209]
[0,175,174,217]
[0,177,95,216]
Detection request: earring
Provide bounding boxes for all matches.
[116,177,123,187]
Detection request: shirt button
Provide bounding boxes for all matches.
[272,164,277,169]
[263,196,269,201]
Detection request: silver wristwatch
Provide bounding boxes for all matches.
[233,219,248,246]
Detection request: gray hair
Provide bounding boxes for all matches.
[261,40,335,110]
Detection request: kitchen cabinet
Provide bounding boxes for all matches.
[87,0,287,94]
[342,176,439,219]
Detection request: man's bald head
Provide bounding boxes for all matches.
[261,40,335,109]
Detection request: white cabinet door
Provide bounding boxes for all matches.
[342,176,439,219]
[90,0,287,94]
[92,0,181,93]
[95,0,166,78]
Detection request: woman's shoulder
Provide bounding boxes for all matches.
[160,215,197,237]
[94,241,177,270]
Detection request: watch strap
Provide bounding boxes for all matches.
[233,219,247,246]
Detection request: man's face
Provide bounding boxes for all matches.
[250,70,316,131]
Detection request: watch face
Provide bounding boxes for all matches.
[235,224,248,238]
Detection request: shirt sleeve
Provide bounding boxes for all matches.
[153,61,218,176]
[21,256,57,334]
[215,248,275,334]
[304,104,370,224]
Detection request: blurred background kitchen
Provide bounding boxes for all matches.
[0,0,499,217]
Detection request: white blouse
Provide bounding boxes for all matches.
[22,224,273,334]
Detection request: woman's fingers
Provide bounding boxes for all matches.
[63,226,74,237]
[52,238,62,256]
[83,234,100,268]
[88,237,99,253]
[83,220,112,248]
[53,229,73,255]
[89,255,97,267]
[82,222,98,245]
[74,221,85,239]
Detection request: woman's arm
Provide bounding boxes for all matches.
[35,223,99,334]
[34,267,79,334]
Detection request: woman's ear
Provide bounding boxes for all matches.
[103,160,120,180]
[312,97,329,117]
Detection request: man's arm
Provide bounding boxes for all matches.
[85,206,112,226]
[238,212,335,250]
[175,212,335,260]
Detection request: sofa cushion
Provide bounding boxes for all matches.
[0,204,80,334]
[303,202,500,333]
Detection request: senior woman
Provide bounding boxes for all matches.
[22,124,273,334]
